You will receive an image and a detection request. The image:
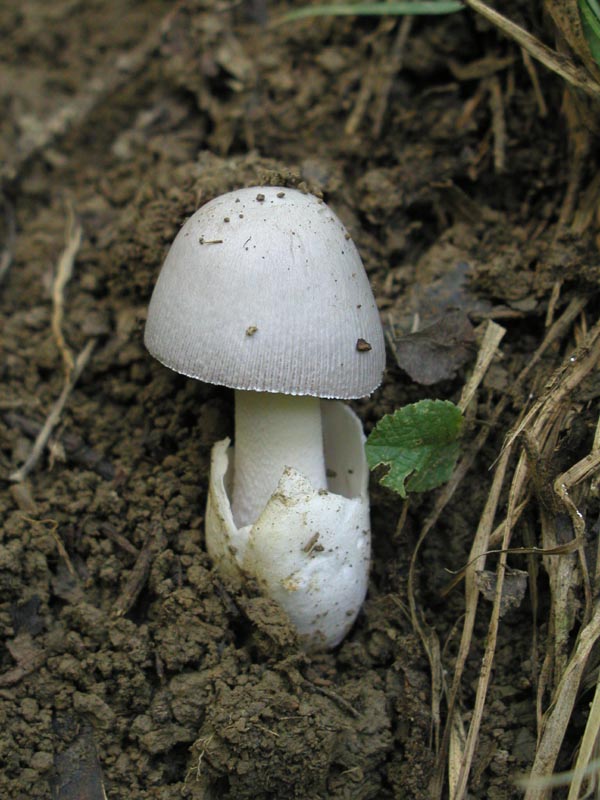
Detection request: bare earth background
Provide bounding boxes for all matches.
[1,1,600,798]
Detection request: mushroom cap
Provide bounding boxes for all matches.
[144,186,385,399]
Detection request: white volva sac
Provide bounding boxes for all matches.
[206,402,371,650]
[144,186,385,650]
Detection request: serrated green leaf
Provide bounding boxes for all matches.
[365,399,463,498]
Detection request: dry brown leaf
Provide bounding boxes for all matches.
[389,310,475,385]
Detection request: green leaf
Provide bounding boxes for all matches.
[365,399,463,498]
[580,0,600,65]
[276,1,464,25]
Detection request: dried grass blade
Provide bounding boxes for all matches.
[458,320,505,412]
[439,497,529,596]
[452,449,529,799]
[567,674,600,799]
[9,339,96,483]
[52,204,83,379]
[448,710,467,799]
[505,316,600,453]
[431,442,512,797]
[524,601,600,800]
[464,0,600,97]
[413,414,504,781]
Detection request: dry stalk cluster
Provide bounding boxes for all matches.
[411,296,600,799]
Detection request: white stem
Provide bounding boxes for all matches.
[232,391,327,528]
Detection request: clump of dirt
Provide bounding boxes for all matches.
[1,1,600,799]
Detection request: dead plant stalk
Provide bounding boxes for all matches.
[52,203,82,378]
[9,339,96,483]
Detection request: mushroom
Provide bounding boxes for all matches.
[144,186,385,648]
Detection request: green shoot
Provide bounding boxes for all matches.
[365,399,463,498]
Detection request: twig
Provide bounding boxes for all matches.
[113,524,166,617]
[52,202,83,378]
[557,95,591,235]
[458,320,505,412]
[3,411,115,480]
[97,523,139,557]
[571,170,600,236]
[308,682,360,718]
[9,339,96,483]
[20,521,75,580]
[545,280,563,328]
[345,59,380,136]
[554,449,600,619]
[372,16,413,138]
[521,48,548,117]
[487,75,506,173]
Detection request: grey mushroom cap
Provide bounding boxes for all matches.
[144,186,385,399]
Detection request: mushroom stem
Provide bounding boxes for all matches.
[232,391,327,528]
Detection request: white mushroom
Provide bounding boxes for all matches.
[144,186,385,648]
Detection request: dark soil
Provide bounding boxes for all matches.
[1,2,599,799]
